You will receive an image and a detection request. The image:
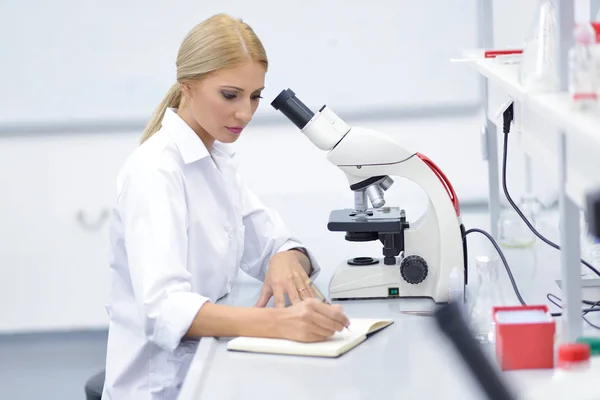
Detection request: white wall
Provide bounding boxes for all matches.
[0,113,560,333]
[0,0,585,333]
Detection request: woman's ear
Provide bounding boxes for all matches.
[180,82,192,99]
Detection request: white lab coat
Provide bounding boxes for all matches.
[101,108,319,400]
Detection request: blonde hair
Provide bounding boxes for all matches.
[140,13,268,143]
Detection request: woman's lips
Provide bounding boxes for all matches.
[226,126,243,134]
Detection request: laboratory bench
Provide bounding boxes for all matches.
[177,233,600,400]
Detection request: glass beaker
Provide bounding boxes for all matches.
[469,256,506,344]
[498,196,539,249]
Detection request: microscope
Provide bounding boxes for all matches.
[271,89,468,303]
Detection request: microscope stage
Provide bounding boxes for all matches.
[327,207,405,233]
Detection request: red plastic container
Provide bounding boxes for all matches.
[492,305,555,371]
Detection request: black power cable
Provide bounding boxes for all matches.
[482,102,600,329]
[500,103,600,277]
[463,228,526,306]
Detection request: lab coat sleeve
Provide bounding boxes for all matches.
[118,165,208,352]
[238,175,321,282]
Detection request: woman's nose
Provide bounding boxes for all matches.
[234,99,253,123]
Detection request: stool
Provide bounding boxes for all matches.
[84,370,105,400]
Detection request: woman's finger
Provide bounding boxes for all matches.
[254,284,273,307]
[292,273,312,300]
[280,277,302,304]
[313,301,350,327]
[310,308,346,333]
[306,317,335,338]
[273,284,287,308]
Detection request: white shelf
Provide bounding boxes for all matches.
[472,59,600,208]
[474,59,525,100]
[527,93,600,147]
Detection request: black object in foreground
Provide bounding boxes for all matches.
[433,302,516,400]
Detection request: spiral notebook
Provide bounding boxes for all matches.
[226,318,394,358]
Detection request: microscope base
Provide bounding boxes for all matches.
[328,258,450,303]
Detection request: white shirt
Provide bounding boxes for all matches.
[101,108,319,400]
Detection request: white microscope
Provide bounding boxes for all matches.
[271,89,467,303]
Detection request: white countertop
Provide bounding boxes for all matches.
[178,211,600,400]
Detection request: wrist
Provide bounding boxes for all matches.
[287,247,313,276]
[270,307,289,339]
[255,307,286,339]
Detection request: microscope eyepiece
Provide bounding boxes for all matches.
[271,89,315,130]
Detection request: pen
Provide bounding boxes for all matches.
[305,278,351,331]
[399,310,434,317]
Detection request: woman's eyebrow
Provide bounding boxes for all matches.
[220,85,265,92]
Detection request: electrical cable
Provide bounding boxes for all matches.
[500,103,600,277]
[463,217,600,330]
[464,228,527,306]
[546,294,600,316]
[547,294,600,330]
[412,102,599,330]
[496,102,600,330]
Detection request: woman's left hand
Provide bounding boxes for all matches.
[255,251,316,308]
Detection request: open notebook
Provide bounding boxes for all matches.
[226,318,394,358]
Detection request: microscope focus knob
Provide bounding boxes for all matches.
[400,255,428,284]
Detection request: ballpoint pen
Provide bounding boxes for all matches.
[305,278,351,331]
[399,310,435,316]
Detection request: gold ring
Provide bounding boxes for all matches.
[298,288,306,292]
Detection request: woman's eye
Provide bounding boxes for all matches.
[251,94,263,100]
[222,92,237,100]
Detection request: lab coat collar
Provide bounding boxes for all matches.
[212,141,237,159]
[162,108,236,163]
[162,108,209,164]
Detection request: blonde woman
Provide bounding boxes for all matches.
[102,13,349,400]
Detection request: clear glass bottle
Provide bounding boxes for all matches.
[498,196,538,249]
[469,256,506,344]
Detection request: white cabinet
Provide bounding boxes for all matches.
[0,131,139,333]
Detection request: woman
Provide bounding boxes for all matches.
[102,13,349,400]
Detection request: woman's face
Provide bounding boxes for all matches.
[180,60,266,146]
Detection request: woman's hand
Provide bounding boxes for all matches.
[255,250,315,308]
[275,298,350,342]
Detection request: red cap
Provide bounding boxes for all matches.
[558,343,591,363]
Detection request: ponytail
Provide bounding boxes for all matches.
[140,83,183,144]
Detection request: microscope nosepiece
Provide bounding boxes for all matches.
[379,176,394,191]
[271,89,315,130]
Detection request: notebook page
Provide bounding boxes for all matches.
[227,317,392,357]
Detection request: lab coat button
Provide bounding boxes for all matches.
[228,228,235,239]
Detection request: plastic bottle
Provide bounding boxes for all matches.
[520,343,600,399]
[569,22,598,110]
[520,0,559,92]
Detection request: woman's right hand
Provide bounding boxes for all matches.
[275,298,350,342]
